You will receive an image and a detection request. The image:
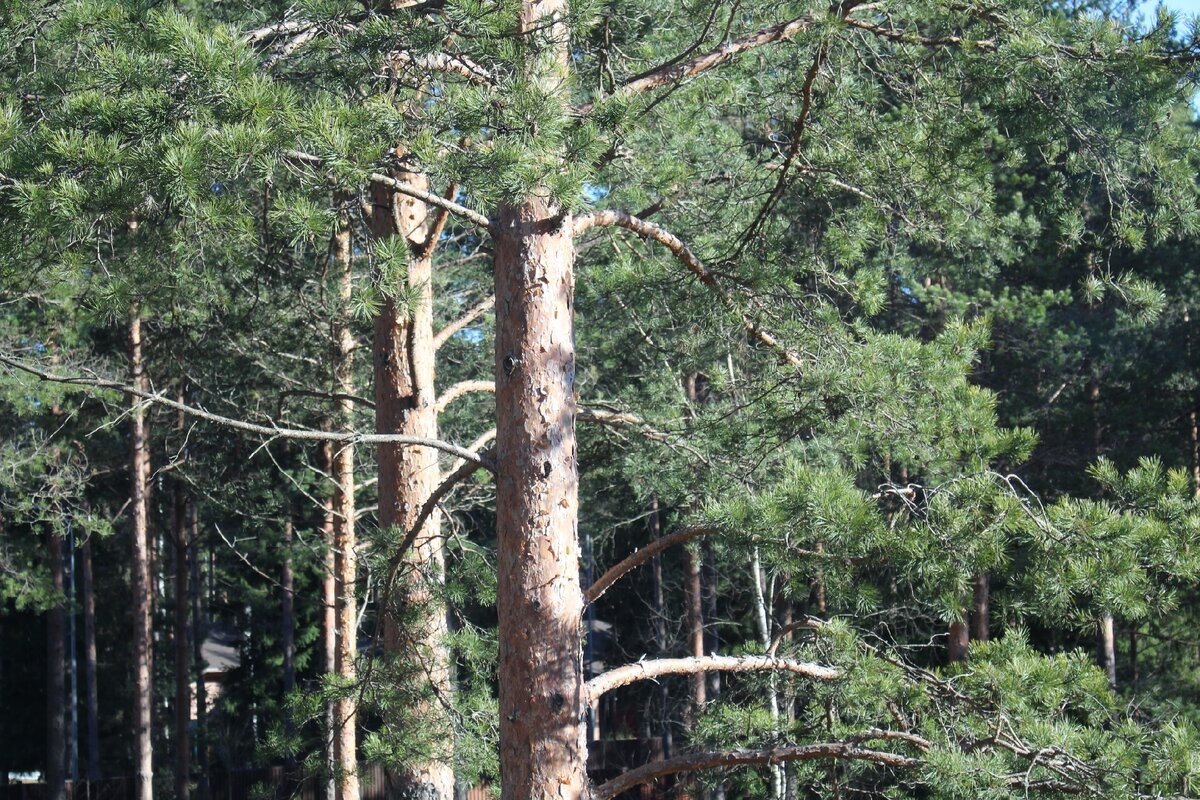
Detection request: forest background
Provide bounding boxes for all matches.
[5,1,1200,799]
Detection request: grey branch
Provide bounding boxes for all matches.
[0,355,493,469]
[593,742,921,800]
[436,380,495,413]
[573,210,804,367]
[587,655,838,702]
[369,174,493,232]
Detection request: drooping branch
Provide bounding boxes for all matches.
[572,211,804,367]
[0,355,493,469]
[843,17,996,51]
[587,655,838,702]
[592,742,921,800]
[436,380,495,413]
[585,526,716,604]
[369,174,493,232]
[434,294,495,350]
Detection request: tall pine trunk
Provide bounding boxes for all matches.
[130,313,154,800]
[46,526,66,800]
[332,209,360,800]
[172,483,191,800]
[494,192,585,800]
[494,1,586,796]
[281,515,295,738]
[320,439,338,800]
[81,537,101,780]
[371,167,454,800]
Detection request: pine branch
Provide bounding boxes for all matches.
[369,174,492,231]
[0,355,493,469]
[584,526,715,604]
[586,655,838,701]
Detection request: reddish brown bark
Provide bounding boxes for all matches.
[371,162,454,800]
[494,190,586,800]
[320,440,338,800]
[130,313,154,800]
[332,213,360,800]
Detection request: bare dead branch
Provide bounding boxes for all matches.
[0,355,493,469]
[433,295,496,350]
[417,182,460,260]
[369,174,492,231]
[587,655,838,702]
[436,380,495,413]
[585,526,716,604]
[593,742,921,800]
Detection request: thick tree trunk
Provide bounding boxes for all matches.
[494,190,586,800]
[81,538,101,780]
[332,213,360,800]
[320,440,338,800]
[371,166,454,800]
[46,526,66,800]
[130,313,154,800]
[189,505,210,800]
[173,484,191,800]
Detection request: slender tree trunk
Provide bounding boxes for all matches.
[1184,308,1200,497]
[702,543,720,699]
[332,209,360,800]
[971,573,989,643]
[46,526,66,800]
[1129,628,1139,689]
[189,505,210,800]
[173,484,191,800]
[649,497,672,765]
[683,547,706,718]
[81,537,101,780]
[1100,614,1117,689]
[750,549,782,800]
[281,515,295,736]
[494,192,585,800]
[320,439,338,800]
[130,313,154,800]
[371,164,455,800]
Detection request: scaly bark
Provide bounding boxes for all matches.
[130,313,154,800]
[332,211,360,800]
[371,163,454,800]
[493,0,586,796]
